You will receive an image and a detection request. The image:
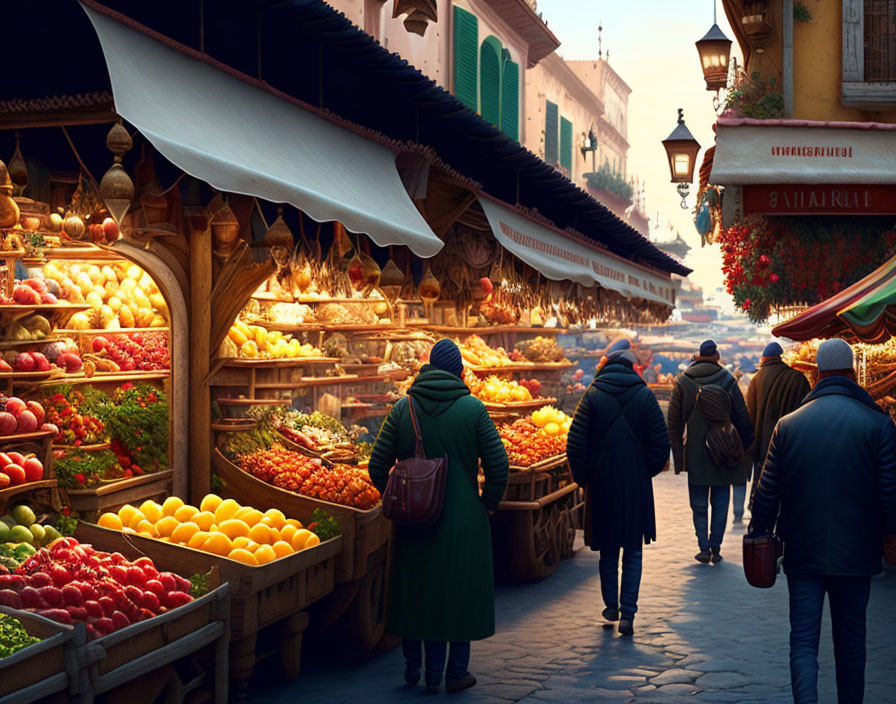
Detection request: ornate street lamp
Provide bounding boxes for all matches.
[661,109,701,209]
[695,21,732,92]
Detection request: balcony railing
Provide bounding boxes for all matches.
[865,0,896,81]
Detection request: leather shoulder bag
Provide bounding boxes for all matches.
[382,397,449,529]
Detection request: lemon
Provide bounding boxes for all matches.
[272,541,293,559]
[174,505,199,523]
[200,494,223,513]
[279,524,298,544]
[97,513,123,530]
[234,508,264,527]
[202,533,233,557]
[263,509,286,530]
[155,516,179,538]
[219,519,250,540]
[171,522,201,544]
[127,511,147,530]
[290,529,314,551]
[139,500,164,523]
[188,531,211,549]
[254,544,276,565]
[249,523,273,545]
[214,498,241,524]
[231,536,251,550]
[228,548,258,566]
[193,511,216,531]
[162,496,185,517]
[117,504,139,525]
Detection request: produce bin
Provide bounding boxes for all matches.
[64,469,174,521]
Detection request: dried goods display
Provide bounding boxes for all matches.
[222,320,323,359]
[95,494,324,566]
[459,335,513,368]
[497,407,572,467]
[273,409,360,454]
[514,336,568,363]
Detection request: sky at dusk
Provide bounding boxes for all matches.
[536,0,743,313]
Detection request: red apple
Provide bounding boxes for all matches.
[12,285,40,305]
[25,401,45,425]
[39,292,58,305]
[102,218,120,242]
[61,353,83,373]
[24,278,47,294]
[14,353,35,373]
[23,457,43,482]
[15,411,37,434]
[92,337,107,353]
[7,452,25,466]
[4,398,26,416]
[88,223,105,243]
[31,354,51,372]
[0,453,11,467]
[0,413,17,436]
[3,465,26,486]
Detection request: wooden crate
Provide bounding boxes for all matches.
[0,606,86,704]
[0,430,60,514]
[65,469,174,520]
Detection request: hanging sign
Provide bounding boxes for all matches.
[743,184,896,215]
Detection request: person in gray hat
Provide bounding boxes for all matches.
[750,338,896,704]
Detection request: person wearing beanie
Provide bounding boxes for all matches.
[667,339,754,564]
[367,340,508,693]
[567,339,671,636]
[744,340,810,519]
[750,338,896,704]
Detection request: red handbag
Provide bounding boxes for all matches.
[382,397,448,529]
[742,534,780,588]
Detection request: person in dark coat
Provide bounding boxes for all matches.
[566,345,671,636]
[743,341,810,517]
[750,339,896,704]
[368,339,509,694]
[667,340,754,564]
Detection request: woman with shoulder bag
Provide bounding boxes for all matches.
[368,339,509,693]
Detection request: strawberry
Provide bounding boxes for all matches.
[108,565,128,584]
[126,566,146,587]
[109,552,127,565]
[172,575,191,593]
[133,557,154,570]
[0,574,25,591]
[124,585,143,605]
[0,589,22,608]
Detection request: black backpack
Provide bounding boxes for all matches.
[695,384,744,469]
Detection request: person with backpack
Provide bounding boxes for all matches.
[667,340,754,564]
[368,338,509,693]
[566,346,671,636]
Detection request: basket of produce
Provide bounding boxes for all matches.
[497,407,572,471]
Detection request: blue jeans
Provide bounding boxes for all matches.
[732,483,747,518]
[599,548,643,619]
[688,484,730,551]
[787,574,872,704]
[402,639,471,685]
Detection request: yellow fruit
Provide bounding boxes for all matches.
[290,529,314,551]
[134,519,154,535]
[127,511,147,530]
[203,533,233,557]
[174,505,199,523]
[188,531,210,549]
[234,507,263,526]
[279,524,298,544]
[231,536,251,550]
[171,522,201,544]
[285,518,303,529]
[228,327,248,346]
[139,500,164,523]
[219,519,250,540]
[117,504,139,525]
[248,523,273,545]
[162,496,185,517]
[228,548,258,566]
[263,509,286,530]
[240,340,259,358]
[304,534,320,548]
[214,498,241,523]
[254,544,276,565]
[97,513,123,530]
[245,540,261,553]
[199,494,223,513]
[193,511,216,531]
[272,541,293,559]
[155,516,180,538]
[544,422,561,436]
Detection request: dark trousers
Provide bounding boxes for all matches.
[732,483,747,518]
[402,639,471,685]
[599,547,643,619]
[787,573,872,704]
[688,484,730,550]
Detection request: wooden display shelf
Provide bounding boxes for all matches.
[469,361,573,374]
[0,369,65,383]
[56,327,170,335]
[65,469,174,519]
[482,397,557,412]
[22,245,117,262]
[17,370,170,387]
[508,453,569,473]
[0,479,58,506]
[218,357,339,368]
[0,336,63,349]
[52,442,111,451]
[407,323,568,335]
[0,429,56,443]
[251,320,390,333]
[253,375,381,389]
[0,303,90,315]
[216,398,290,407]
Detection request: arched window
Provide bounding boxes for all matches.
[479,35,503,127]
[453,6,478,110]
[501,49,520,140]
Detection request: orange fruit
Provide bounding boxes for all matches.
[262,509,286,530]
[219,519,250,540]
[171,522,201,544]
[228,548,258,566]
[254,544,276,565]
[162,496,185,517]
[231,536,251,550]
[139,500,164,523]
[279,524,298,544]
[174,505,199,523]
[127,511,147,530]
[199,493,223,513]
[134,519,154,535]
[245,540,261,553]
[214,499,241,524]
[188,531,210,549]
[284,518,303,529]
[305,534,320,548]
[202,533,233,556]
[155,516,180,538]
[97,513,123,530]
[271,541,293,559]
[117,504,139,525]
[193,511,216,531]
[248,523,273,545]
[235,508,264,527]
[290,529,314,551]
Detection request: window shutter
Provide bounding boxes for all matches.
[560,117,573,173]
[544,100,559,165]
[500,51,519,140]
[480,36,502,127]
[453,6,478,110]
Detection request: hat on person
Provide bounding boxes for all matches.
[762,342,784,358]
[607,339,631,356]
[429,338,464,377]
[816,338,854,372]
[699,339,718,357]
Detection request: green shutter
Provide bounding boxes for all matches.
[453,6,478,110]
[479,36,502,127]
[500,51,519,140]
[560,117,573,172]
[544,101,559,165]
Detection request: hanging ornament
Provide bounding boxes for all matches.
[7,133,28,197]
[0,160,19,228]
[99,122,134,224]
[264,206,294,249]
[379,259,405,304]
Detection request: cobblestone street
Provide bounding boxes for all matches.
[251,471,896,704]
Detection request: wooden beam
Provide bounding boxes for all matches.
[188,219,213,505]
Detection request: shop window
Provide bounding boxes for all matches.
[453,5,478,110]
[842,0,896,106]
[544,100,559,165]
[560,117,573,173]
[501,50,520,140]
[480,36,503,127]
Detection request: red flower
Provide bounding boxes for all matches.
[75,473,85,484]
[743,298,752,310]
[759,254,770,267]
[770,273,779,283]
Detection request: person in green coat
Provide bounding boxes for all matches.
[368,338,509,694]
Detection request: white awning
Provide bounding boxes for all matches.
[477,196,674,307]
[710,120,896,185]
[81,4,443,258]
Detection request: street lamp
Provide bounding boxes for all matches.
[661,109,701,209]
[695,23,732,92]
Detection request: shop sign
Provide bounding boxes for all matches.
[743,184,896,215]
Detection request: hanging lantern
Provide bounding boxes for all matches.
[264,206,294,249]
[99,121,135,224]
[0,160,19,229]
[695,23,732,91]
[661,109,701,209]
[7,134,28,197]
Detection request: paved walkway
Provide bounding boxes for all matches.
[250,471,896,703]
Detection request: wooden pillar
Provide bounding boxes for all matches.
[189,221,213,504]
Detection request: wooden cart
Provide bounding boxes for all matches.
[489,455,583,581]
